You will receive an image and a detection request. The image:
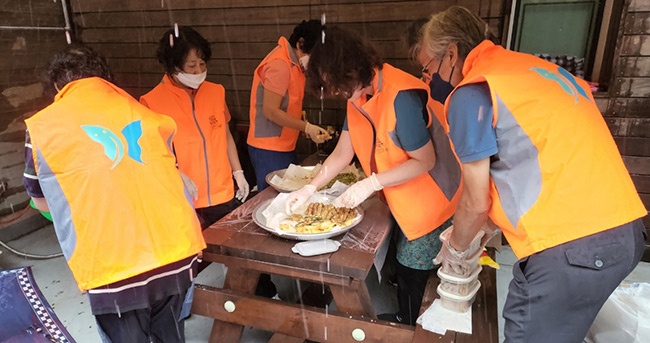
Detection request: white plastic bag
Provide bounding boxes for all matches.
[585,282,650,343]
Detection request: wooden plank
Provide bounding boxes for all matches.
[71,0,456,14]
[606,118,650,138]
[628,118,650,138]
[107,57,261,77]
[621,35,650,56]
[616,137,650,157]
[609,98,650,118]
[623,156,650,175]
[207,266,259,343]
[0,0,65,27]
[329,279,375,317]
[640,193,650,210]
[79,21,419,44]
[201,252,353,286]
[73,1,454,29]
[618,57,650,77]
[192,284,415,342]
[632,175,650,194]
[594,96,610,113]
[617,77,650,97]
[86,41,278,59]
[111,72,255,91]
[624,12,650,35]
[80,24,294,43]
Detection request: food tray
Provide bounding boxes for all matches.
[252,198,364,241]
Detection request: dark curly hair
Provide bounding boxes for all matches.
[306,26,382,99]
[156,26,211,75]
[288,20,322,53]
[45,45,113,91]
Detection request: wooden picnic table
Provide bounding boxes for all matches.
[192,187,499,342]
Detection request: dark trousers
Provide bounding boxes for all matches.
[503,219,646,343]
[195,198,241,230]
[95,293,186,343]
[396,263,431,326]
[247,145,298,191]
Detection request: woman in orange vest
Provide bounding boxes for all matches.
[141,26,249,229]
[247,20,330,191]
[420,6,647,342]
[24,45,205,343]
[286,26,462,325]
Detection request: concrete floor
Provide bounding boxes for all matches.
[1,224,649,343]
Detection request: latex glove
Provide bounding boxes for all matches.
[434,226,481,277]
[233,170,250,202]
[180,172,198,201]
[305,122,330,144]
[480,220,502,248]
[285,184,317,214]
[332,173,383,208]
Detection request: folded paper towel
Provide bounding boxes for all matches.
[417,298,472,335]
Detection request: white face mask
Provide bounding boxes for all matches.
[299,55,310,71]
[175,70,207,89]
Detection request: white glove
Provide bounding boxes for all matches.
[305,122,330,144]
[180,172,198,201]
[285,184,317,214]
[434,226,482,277]
[332,173,383,208]
[480,220,502,248]
[233,170,250,202]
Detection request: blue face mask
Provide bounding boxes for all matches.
[429,59,455,104]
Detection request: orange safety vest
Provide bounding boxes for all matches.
[247,37,306,152]
[25,77,206,291]
[347,64,462,240]
[447,40,647,258]
[141,75,234,208]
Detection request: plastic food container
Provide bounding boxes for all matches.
[437,280,481,313]
[438,264,482,296]
[439,249,482,278]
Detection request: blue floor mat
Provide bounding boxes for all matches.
[0,267,76,343]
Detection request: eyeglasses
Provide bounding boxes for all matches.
[421,56,436,77]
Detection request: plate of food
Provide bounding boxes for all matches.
[266,164,362,193]
[252,194,364,241]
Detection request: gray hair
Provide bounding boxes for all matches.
[422,6,496,60]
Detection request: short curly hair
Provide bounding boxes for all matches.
[306,26,382,99]
[45,45,113,91]
[156,26,211,75]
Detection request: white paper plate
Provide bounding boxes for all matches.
[265,166,317,193]
[252,198,364,241]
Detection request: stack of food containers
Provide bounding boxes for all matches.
[436,230,484,312]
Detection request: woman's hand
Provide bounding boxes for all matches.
[332,173,383,208]
[233,170,250,202]
[285,185,317,214]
